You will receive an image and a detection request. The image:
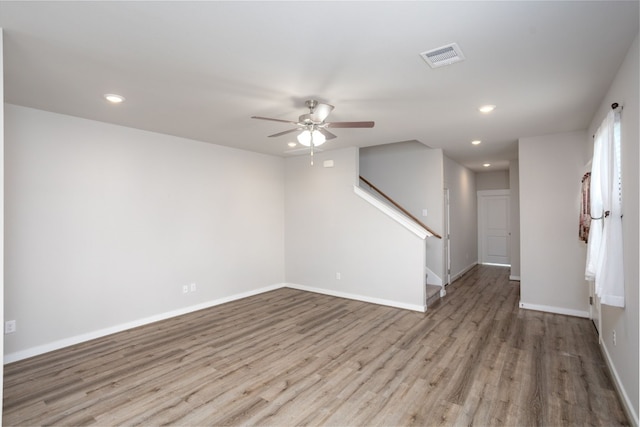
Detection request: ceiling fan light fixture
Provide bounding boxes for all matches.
[297,130,326,147]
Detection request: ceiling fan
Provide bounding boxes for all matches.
[252,100,374,163]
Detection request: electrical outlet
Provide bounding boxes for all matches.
[5,320,16,334]
[613,330,617,346]
[182,284,189,294]
[336,272,341,280]
[190,283,197,292]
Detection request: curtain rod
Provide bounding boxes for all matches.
[592,103,623,138]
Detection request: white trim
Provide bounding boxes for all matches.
[600,340,639,427]
[425,265,442,286]
[482,262,511,267]
[477,190,511,196]
[450,262,478,283]
[518,301,590,318]
[3,283,285,364]
[353,185,431,239]
[444,188,451,287]
[286,283,426,313]
[509,275,521,281]
[4,282,426,364]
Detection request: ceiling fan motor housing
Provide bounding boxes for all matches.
[252,99,373,141]
[298,113,316,124]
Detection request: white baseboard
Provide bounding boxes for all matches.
[285,283,426,313]
[509,275,521,281]
[600,340,639,427]
[4,282,426,364]
[450,262,478,283]
[518,301,590,318]
[4,283,285,364]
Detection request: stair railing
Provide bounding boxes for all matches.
[359,175,442,239]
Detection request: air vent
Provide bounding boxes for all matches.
[420,43,465,68]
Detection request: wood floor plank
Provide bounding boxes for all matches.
[3,265,630,426]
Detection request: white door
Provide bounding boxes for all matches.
[478,190,510,265]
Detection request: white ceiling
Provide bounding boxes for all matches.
[1,1,638,171]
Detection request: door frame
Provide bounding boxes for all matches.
[477,189,511,266]
[443,188,451,286]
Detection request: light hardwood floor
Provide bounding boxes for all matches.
[3,265,629,426]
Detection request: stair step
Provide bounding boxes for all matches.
[426,284,441,300]
[426,284,442,309]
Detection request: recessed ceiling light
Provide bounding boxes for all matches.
[471,140,482,145]
[287,142,297,147]
[104,93,125,103]
[478,104,496,113]
[483,163,491,167]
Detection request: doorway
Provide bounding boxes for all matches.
[478,190,510,265]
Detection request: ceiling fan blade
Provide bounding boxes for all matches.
[268,128,301,138]
[326,121,375,128]
[310,103,335,122]
[317,128,337,140]
[252,116,298,125]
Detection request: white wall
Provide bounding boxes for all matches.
[587,34,638,424]
[359,142,444,282]
[285,147,426,310]
[476,170,509,191]
[4,105,286,360]
[443,156,478,280]
[519,130,590,317]
[509,160,521,280]
[0,28,5,412]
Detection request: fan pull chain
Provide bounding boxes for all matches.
[310,131,315,166]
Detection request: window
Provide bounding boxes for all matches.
[585,108,624,308]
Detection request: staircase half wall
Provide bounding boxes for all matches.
[284,147,427,311]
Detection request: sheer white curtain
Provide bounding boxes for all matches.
[585,109,624,307]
